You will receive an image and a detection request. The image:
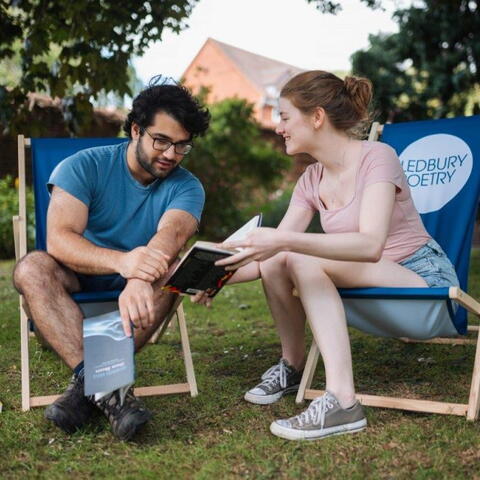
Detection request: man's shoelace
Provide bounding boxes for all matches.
[97,388,135,412]
[291,394,335,428]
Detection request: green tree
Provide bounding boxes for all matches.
[0,0,383,135]
[306,0,381,13]
[0,176,35,258]
[352,0,480,122]
[183,99,291,239]
[0,0,199,134]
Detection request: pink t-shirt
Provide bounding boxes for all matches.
[290,141,431,262]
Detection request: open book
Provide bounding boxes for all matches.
[162,214,262,297]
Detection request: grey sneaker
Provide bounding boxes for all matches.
[244,358,303,405]
[270,391,367,440]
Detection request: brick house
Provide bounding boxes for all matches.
[182,38,304,130]
[182,38,315,179]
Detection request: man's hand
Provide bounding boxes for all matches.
[119,246,169,282]
[119,278,156,337]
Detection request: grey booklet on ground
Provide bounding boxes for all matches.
[83,310,135,396]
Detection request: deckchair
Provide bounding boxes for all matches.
[296,116,480,421]
[14,135,198,412]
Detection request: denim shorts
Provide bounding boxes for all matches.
[399,239,459,288]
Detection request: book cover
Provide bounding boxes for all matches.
[163,214,262,297]
[83,310,135,396]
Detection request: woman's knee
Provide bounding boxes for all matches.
[285,253,331,284]
[13,250,59,291]
[259,251,290,278]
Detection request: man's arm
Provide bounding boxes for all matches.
[47,186,168,281]
[147,208,199,265]
[118,208,199,336]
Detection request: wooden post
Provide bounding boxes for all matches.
[467,327,480,420]
[296,342,319,404]
[148,295,183,344]
[304,389,469,416]
[17,136,28,259]
[17,135,31,411]
[177,303,198,397]
[450,287,480,421]
[368,122,383,141]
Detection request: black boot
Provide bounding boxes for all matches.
[93,387,152,441]
[45,374,95,433]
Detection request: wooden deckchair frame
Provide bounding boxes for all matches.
[15,135,198,412]
[295,122,480,421]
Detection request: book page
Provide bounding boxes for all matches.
[224,214,262,244]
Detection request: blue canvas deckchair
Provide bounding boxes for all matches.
[14,135,198,411]
[296,116,480,421]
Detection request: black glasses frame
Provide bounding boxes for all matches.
[142,128,193,155]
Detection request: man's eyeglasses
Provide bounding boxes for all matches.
[142,128,193,155]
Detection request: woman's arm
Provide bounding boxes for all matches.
[277,204,316,232]
[190,205,315,306]
[225,204,314,283]
[226,204,315,282]
[218,182,396,269]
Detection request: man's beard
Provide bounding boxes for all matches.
[135,139,173,179]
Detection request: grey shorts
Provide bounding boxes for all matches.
[399,239,459,288]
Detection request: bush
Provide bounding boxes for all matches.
[183,98,291,240]
[260,187,293,228]
[260,186,323,233]
[0,175,35,259]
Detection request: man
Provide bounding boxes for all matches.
[13,80,210,441]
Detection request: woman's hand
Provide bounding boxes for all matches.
[216,227,285,270]
[190,291,213,308]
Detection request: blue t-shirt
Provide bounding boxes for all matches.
[48,141,205,252]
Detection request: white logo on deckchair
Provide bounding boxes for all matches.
[399,134,473,214]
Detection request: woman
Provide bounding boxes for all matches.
[195,70,459,441]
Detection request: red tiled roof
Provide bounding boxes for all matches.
[210,38,304,96]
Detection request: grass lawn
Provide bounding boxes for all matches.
[0,252,479,479]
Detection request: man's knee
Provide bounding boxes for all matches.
[13,250,61,292]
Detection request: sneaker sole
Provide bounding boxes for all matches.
[269,418,367,441]
[244,384,299,405]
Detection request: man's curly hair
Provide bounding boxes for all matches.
[123,76,210,139]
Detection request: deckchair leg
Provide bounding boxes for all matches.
[16,138,31,411]
[148,293,189,344]
[12,216,20,262]
[20,297,31,411]
[176,302,198,397]
[368,121,383,141]
[148,297,180,344]
[447,288,480,421]
[296,342,320,404]
[467,326,480,420]
[146,296,198,397]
